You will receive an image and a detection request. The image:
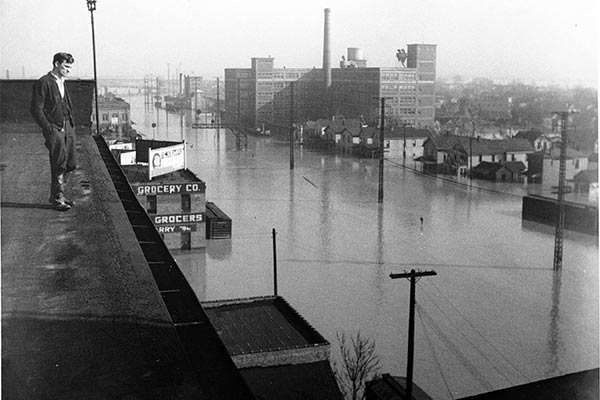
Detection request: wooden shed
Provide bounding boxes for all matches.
[205,201,232,239]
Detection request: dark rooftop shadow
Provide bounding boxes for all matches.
[1,311,205,400]
[1,202,54,210]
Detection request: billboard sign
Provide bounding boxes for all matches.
[132,182,205,196]
[119,150,136,165]
[109,142,134,151]
[153,213,204,225]
[148,142,186,179]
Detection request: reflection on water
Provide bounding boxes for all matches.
[547,268,562,376]
[206,239,232,260]
[126,94,599,400]
[170,248,207,301]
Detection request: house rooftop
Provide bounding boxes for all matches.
[203,296,342,400]
[203,296,329,366]
[325,118,362,135]
[386,126,431,139]
[574,169,598,183]
[456,137,534,154]
[239,360,343,400]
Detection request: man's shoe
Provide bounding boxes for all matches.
[49,196,75,207]
[52,199,71,211]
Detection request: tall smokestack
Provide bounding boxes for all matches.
[323,8,331,88]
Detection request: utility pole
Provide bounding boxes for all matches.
[290,81,295,170]
[272,228,278,296]
[180,73,184,140]
[194,78,198,124]
[402,123,406,160]
[156,77,160,132]
[552,110,574,270]
[148,74,154,113]
[216,77,220,125]
[390,269,437,400]
[470,121,474,186]
[237,78,241,127]
[167,63,170,96]
[378,97,385,203]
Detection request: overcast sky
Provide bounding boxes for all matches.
[1,0,597,87]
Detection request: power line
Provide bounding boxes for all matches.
[274,234,552,272]
[417,302,455,400]
[416,303,495,392]
[425,279,530,381]
[419,285,517,386]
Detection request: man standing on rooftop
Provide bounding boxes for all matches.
[31,52,77,211]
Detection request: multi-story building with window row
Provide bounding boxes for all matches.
[91,92,130,131]
[224,44,436,130]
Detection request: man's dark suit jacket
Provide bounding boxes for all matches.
[30,72,74,133]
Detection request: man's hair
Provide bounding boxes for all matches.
[53,52,74,65]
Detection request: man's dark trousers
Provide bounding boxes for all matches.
[44,123,76,200]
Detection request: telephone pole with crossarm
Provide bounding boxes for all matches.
[390,269,437,400]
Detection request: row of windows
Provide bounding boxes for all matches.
[383,96,415,105]
[391,108,417,115]
[381,72,417,81]
[228,72,251,79]
[381,84,417,92]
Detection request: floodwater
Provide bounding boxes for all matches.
[129,94,598,399]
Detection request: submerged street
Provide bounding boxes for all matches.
[131,95,598,399]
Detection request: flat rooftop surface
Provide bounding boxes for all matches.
[203,296,327,356]
[1,124,206,399]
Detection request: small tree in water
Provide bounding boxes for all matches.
[335,331,381,400]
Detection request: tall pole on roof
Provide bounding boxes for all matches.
[86,0,101,136]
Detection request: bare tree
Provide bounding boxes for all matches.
[335,331,381,400]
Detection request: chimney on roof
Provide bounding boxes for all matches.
[323,8,331,88]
